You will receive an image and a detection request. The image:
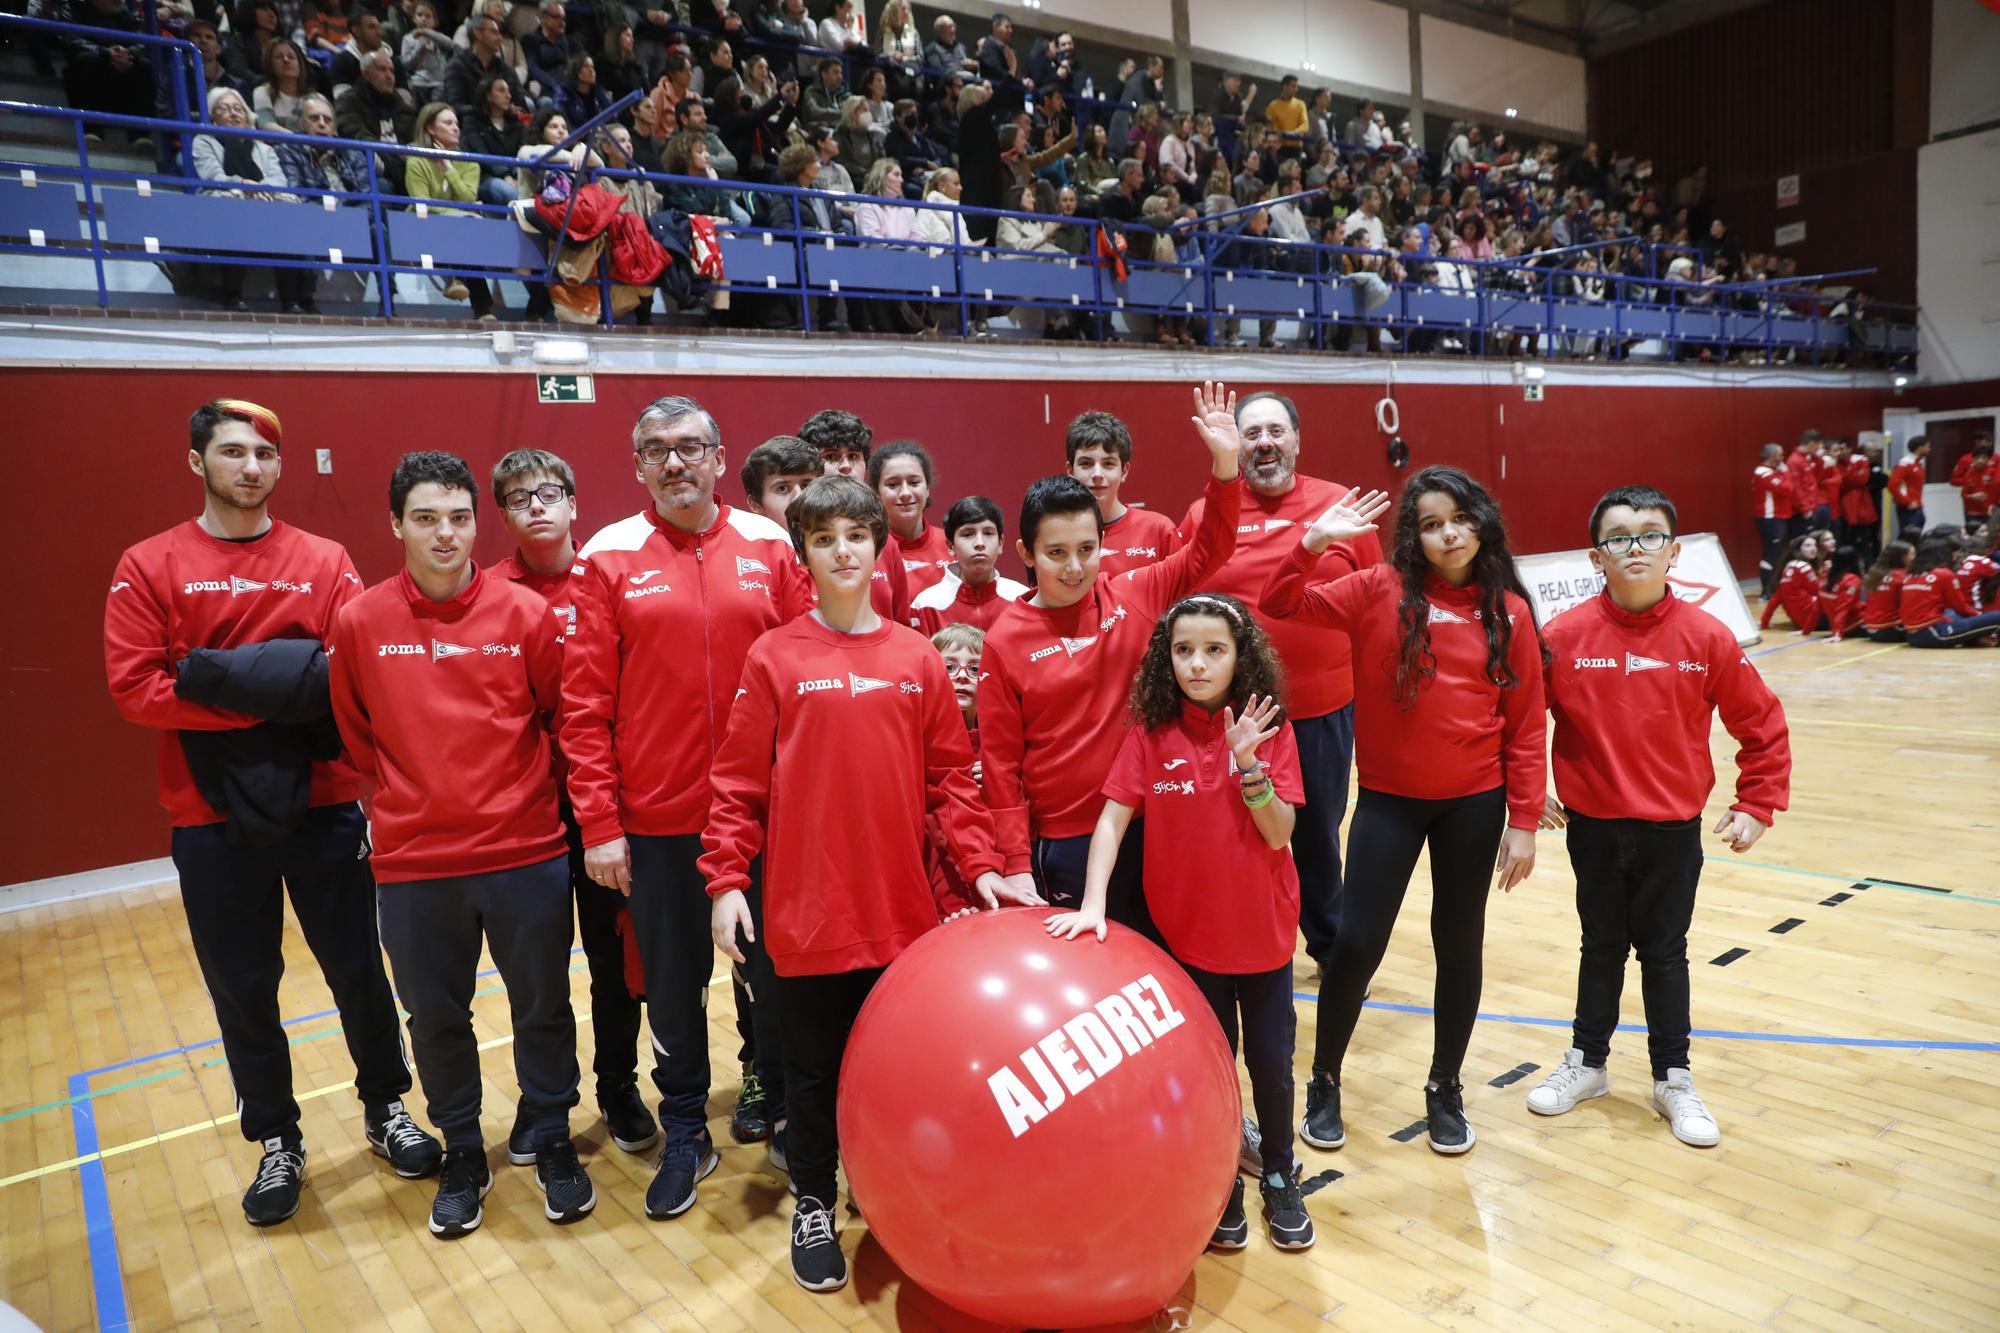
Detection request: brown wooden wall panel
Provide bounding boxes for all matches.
[1708,148,1916,302]
[1587,0,1900,189]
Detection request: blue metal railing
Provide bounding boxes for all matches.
[3,13,207,177]
[0,97,1917,363]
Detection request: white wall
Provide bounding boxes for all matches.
[1915,129,2000,385]
[1034,0,1176,46]
[1418,14,1585,134]
[1187,0,1412,96]
[1931,0,2000,138]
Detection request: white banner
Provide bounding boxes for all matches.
[1518,533,1760,647]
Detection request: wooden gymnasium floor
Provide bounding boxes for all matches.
[3,630,1998,1332]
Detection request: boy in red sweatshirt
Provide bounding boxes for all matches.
[738,435,823,526]
[979,381,1246,926]
[799,408,911,623]
[329,451,592,1238]
[1067,410,1182,577]
[1527,484,1790,1149]
[908,494,1030,634]
[563,396,814,1221]
[699,477,1033,1294]
[104,400,435,1228]
[488,448,663,1163]
[1889,436,1929,535]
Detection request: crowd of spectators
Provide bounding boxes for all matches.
[33,0,1885,355]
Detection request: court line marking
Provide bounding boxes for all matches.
[1792,716,2000,742]
[1810,644,1903,672]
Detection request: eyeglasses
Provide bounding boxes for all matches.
[942,663,980,680]
[501,482,571,510]
[1595,531,1672,555]
[636,439,716,467]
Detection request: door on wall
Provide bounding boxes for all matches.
[1925,413,1997,527]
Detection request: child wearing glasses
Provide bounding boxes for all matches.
[1526,485,1791,1148]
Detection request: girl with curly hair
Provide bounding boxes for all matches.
[1259,466,1546,1157]
[1046,591,1316,1256]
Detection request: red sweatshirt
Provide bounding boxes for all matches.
[1889,457,1926,510]
[1899,566,1973,631]
[563,505,816,846]
[1759,560,1822,632]
[1751,464,1794,521]
[698,616,1001,976]
[1787,449,1824,513]
[1102,704,1304,974]
[1860,570,1905,631]
[1959,553,2000,612]
[927,716,981,912]
[490,551,575,634]
[909,567,1030,636]
[870,533,914,625]
[1176,475,1384,719]
[893,523,953,602]
[1260,555,1547,829]
[105,519,364,826]
[980,473,1242,865]
[1952,454,1997,518]
[1542,592,1789,825]
[1840,456,1878,527]
[328,566,567,882]
[1818,572,1863,639]
[1097,505,1183,578]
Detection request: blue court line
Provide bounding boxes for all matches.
[1749,637,1819,658]
[1293,993,2000,1053]
[69,1073,130,1332]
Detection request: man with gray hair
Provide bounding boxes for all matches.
[442,14,523,120]
[561,397,814,1222]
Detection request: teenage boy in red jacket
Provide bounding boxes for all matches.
[1066,410,1182,577]
[1889,436,1929,535]
[329,451,592,1238]
[564,396,815,1221]
[1527,484,1791,1150]
[700,476,1035,1294]
[488,448,662,1163]
[104,400,436,1228]
[979,381,1246,925]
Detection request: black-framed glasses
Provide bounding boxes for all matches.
[501,482,572,511]
[1596,531,1672,555]
[636,439,716,467]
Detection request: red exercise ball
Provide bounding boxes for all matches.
[838,908,1241,1327]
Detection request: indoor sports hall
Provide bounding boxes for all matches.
[2,0,1995,1328]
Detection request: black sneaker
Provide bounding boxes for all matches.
[365,1100,442,1179]
[790,1195,848,1292]
[534,1137,597,1224]
[730,1073,771,1144]
[1259,1168,1316,1250]
[1209,1176,1249,1251]
[428,1148,492,1238]
[645,1135,719,1220]
[602,1083,660,1155]
[1301,1070,1346,1150]
[506,1103,539,1166]
[242,1136,305,1226]
[1425,1081,1476,1155]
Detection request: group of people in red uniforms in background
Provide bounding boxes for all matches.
[107,385,1795,1295]
[1755,427,2000,647]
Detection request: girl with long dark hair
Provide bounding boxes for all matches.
[1260,466,1546,1155]
[1860,540,1914,642]
[1046,592,1314,1253]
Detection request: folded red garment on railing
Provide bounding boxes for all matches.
[533,181,625,242]
[688,214,725,282]
[607,211,669,287]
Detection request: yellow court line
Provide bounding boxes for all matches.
[2,1008,609,1192]
[1810,644,1904,672]
[1793,716,2000,741]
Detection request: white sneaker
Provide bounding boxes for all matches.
[1652,1069,1720,1147]
[1238,1113,1262,1176]
[1525,1048,1610,1116]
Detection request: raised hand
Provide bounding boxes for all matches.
[1189,380,1242,478]
[1302,488,1392,554]
[1222,693,1282,770]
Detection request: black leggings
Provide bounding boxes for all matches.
[1182,961,1296,1178]
[1314,785,1505,1085]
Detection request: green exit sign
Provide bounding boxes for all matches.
[536,373,595,404]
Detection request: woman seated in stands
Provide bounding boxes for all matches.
[193,86,316,313]
[596,123,661,217]
[252,38,316,131]
[597,21,646,105]
[660,130,748,225]
[834,95,878,178]
[405,101,496,320]
[848,158,929,334]
[462,72,524,205]
[554,54,612,132]
[514,107,601,204]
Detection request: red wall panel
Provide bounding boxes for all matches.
[1,366,1887,885]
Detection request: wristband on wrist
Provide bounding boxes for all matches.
[1243,783,1274,810]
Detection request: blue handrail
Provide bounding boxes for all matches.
[0,97,1917,363]
[0,12,207,178]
